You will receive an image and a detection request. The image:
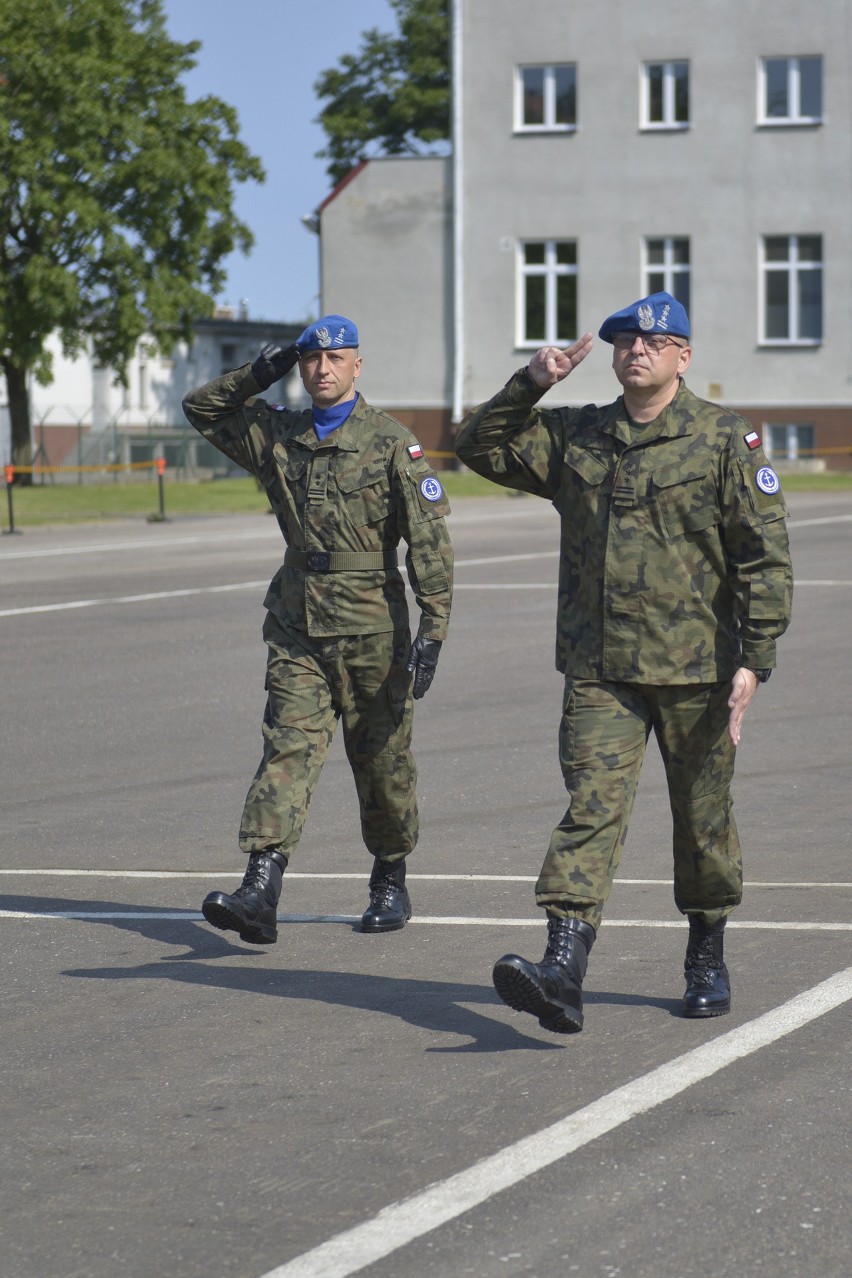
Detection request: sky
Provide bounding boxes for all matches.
[161,0,396,324]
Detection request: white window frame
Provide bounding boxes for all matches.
[642,237,691,306]
[758,56,823,125]
[515,64,577,133]
[516,240,578,349]
[759,235,823,346]
[641,61,689,130]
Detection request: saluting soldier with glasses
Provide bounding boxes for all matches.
[455,291,792,1033]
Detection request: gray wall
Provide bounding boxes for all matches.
[319,156,452,409]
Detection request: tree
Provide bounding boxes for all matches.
[315,0,450,186]
[0,0,264,476]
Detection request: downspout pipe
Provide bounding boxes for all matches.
[451,0,465,428]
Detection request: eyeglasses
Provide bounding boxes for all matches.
[611,333,687,354]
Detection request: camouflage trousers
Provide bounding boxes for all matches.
[239,614,417,862]
[535,678,742,930]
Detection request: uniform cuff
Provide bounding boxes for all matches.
[417,619,448,642]
[740,642,776,670]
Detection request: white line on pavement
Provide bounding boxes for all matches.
[0,528,278,560]
[787,512,852,529]
[0,869,849,888]
[0,580,269,617]
[257,966,852,1278]
[1,573,847,617]
[0,505,550,562]
[0,506,847,563]
[1,910,849,930]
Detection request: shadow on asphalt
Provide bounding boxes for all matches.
[7,894,685,1047]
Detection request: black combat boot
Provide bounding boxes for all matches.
[683,916,731,1017]
[201,850,286,945]
[360,858,412,933]
[492,916,596,1034]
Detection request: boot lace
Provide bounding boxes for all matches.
[370,879,401,908]
[686,935,726,987]
[240,855,271,892]
[544,918,590,967]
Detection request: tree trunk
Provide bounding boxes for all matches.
[3,361,33,485]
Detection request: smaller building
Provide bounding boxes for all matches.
[316,156,456,466]
[12,309,306,478]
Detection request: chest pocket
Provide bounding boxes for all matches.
[272,446,310,503]
[653,464,720,538]
[335,460,394,527]
[553,445,610,514]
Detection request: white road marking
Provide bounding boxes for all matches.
[0,580,269,617]
[0,505,846,563]
[0,869,849,889]
[787,512,852,528]
[256,967,852,1278]
[1,911,849,930]
[1,573,846,617]
[0,528,279,560]
[0,505,552,563]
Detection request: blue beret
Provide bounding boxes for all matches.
[296,314,359,352]
[598,292,690,343]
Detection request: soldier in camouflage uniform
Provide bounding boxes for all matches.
[454,292,792,1032]
[182,315,453,943]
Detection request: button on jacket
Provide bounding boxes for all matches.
[455,371,792,683]
[183,364,453,640]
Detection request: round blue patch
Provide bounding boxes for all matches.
[755,466,780,495]
[420,476,444,502]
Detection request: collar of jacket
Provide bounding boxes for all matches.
[287,395,372,453]
[604,379,698,448]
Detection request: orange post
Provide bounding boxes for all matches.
[155,456,167,520]
[3,464,20,535]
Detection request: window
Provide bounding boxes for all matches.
[641,61,689,128]
[761,235,822,343]
[517,241,578,347]
[643,238,690,310]
[220,342,237,375]
[764,424,815,462]
[759,57,822,124]
[516,65,577,131]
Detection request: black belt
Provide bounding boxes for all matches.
[284,548,398,573]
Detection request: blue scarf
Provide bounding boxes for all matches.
[313,394,359,441]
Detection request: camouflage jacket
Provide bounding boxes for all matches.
[183,365,453,640]
[455,371,792,683]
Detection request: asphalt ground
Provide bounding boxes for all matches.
[1,491,850,1278]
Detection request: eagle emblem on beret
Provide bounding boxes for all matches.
[315,326,331,348]
[637,304,655,331]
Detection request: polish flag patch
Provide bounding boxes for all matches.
[407,443,424,459]
[744,431,761,450]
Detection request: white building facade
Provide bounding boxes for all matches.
[3,311,306,476]
[317,0,852,469]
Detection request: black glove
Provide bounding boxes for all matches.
[250,342,300,391]
[406,635,442,699]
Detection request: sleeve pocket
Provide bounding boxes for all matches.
[748,572,791,619]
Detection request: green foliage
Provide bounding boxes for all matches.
[0,0,264,465]
[315,0,450,185]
